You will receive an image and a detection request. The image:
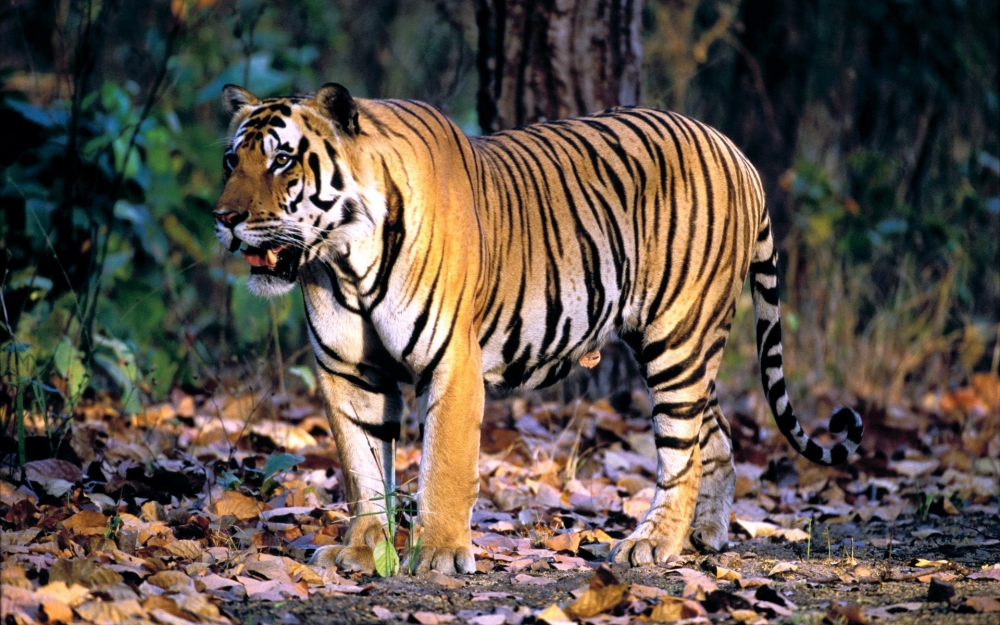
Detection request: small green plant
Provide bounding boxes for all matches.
[916,489,936,521]
[806,517,813,560]
[353,439,424,577]
[104,514,123,540]
[369,480,424,577]
[260,452,305,498]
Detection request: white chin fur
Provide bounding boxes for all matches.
[247,274,297,297]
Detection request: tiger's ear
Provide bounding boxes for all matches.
[315,83,359,137]
[222,85,260,116]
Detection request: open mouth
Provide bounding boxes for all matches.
[236,242,303,282]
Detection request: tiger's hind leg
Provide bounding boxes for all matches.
[611,326,711,565]
[688,381,735,553]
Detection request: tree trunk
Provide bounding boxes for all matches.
[476,0,643,132]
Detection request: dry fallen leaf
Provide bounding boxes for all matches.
[411,612,457,624]
[730,608,760,623]
[536,604,574,625]
[61,510,108,535]
[422,571,466,589]
[714,566,742,582]
[543,531,582,554]
[768,561,799,577]
[669,568,718,598]
[165,539,203,560]
[372,606,396,620]
[23,459,83,485]
[639,597,706,622]
[74,598,146,623]
[564,565,627,619]
[956,596,1000,613]
[827,600,869,625]
[212,490,264,520]
[967,567,1000,581]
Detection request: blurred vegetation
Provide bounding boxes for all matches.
[0,0,997,455]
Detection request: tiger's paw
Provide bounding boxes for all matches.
[309,522,385,574]
[610,519,686,566]
[609,537,677,566]
[687,524,729,554]
[405,545,476,575]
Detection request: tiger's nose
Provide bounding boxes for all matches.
[214,209,249,228]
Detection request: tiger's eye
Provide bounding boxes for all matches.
[275,153,291,166]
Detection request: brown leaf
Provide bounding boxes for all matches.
[23,459,83,485]
[74,598,146,623]
[2,529,41,549]
[235,576,307,601]
[543,531,582,554]
[422,571,466,589]
[1,566,32,590]
[767,562,799,577]
[141,501,167,522]
[957,596,1000,613]
[145,570,195,592]
[735,576,772,589]
[39,599,74,624]
[372,606,396,620]
[35,582,91,608]
[967,567,1000,581]
[2,586,41,624]
[730,608,760,623]
[564,565,627,619]
[211,490,264,521]
[668,568,718,599]
[630,584,670,599]
[164,540,203,560]
[175,593,221,619]
[61,510,108,535]
[639,597,706,622]
[142,595,185,619]
[827,600,869,625]
[535,604,573,625]
[714,566,741,582]
[49,558,124,589]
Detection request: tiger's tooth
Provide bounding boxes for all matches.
[266,248,278,266]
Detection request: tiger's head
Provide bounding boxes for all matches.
[214,83,375,296]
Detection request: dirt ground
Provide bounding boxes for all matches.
[224,510,1000,624]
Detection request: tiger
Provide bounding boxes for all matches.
[213,83,863,574]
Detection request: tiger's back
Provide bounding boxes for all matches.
[470,108,765,395]
[213,85,862,574]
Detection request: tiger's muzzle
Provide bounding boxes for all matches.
[214,209,304,283]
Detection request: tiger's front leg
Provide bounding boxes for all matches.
[405,344,484,575]
[309,370,403,573]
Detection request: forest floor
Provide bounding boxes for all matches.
[2,371,999,624]
[226,509,1000,624]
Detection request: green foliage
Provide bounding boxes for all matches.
[2,0,472,430]
[260,452,305,497]
[374,537,401,578]
[52,337,88,407]
[786,147,999,325]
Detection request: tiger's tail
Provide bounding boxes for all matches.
[748,218,863,465]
